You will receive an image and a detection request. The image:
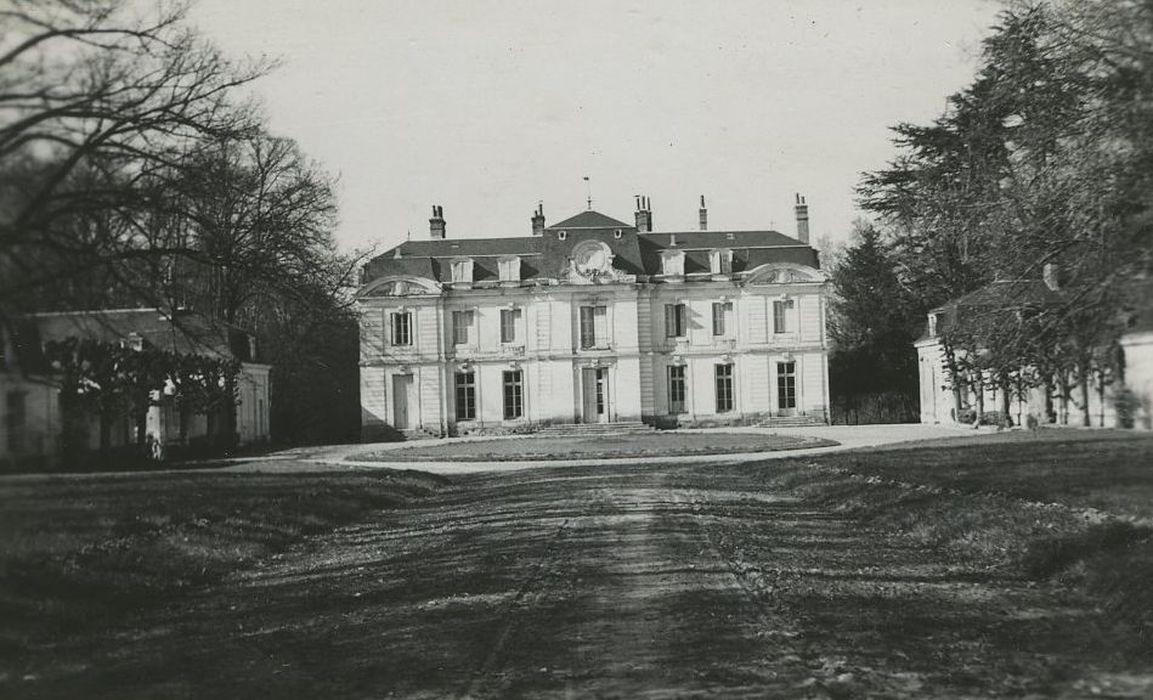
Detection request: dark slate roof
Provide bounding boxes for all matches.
[361,208,819,286]
[33,309,258,362]
[930,280,1062,315]
[546,210,633,230]
[921,279,1063,341]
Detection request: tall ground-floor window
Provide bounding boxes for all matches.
[503,369,523,419]
[777,361,797,410]
[667,365,686,414]
[455,371,476,421]
[715,363,734,413]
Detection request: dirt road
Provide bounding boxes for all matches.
[22,459,1135,698]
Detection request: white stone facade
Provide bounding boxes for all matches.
[358,206,830,437]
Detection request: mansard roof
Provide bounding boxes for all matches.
[360,208,821,288]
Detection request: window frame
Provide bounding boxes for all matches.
[498,256,520,282]
[715,363,735,413]
[709,248,733,275]
[579,305,608,349]
[452,309,474,346]
[390,310,413,347]
[502,369,524,419]
[454,371,476,421]
[711,301,732,337]
[777,361,797,409]
[500,308,521,344]
[665,303,687,339]
[667,365,686,415]
[450,259,473,284]
[773,298,795,334]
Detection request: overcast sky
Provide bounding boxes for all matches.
[190,0,1001,253]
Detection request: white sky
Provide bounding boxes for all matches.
[189,0,1001,253]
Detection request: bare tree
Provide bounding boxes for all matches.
[0,0,270,320]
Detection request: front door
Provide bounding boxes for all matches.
[582,368,609,423]
[392,374,412,429]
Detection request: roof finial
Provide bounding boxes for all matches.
[583,176,592,210]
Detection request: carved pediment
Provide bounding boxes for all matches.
[743,263,824,286]
[359,275,441,298]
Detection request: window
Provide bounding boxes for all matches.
[661,250,685,276]
[773,299,795,334]
[709,249,733,275]
[777,362,797,410]
[503,370,523,419]
[711,301,732,336]
[715,364,734,413]
[6,391,26,452]
[455,372,476,420]
[453,310,474,345]
[390,311,412,346]
[665,303,687,338]
[451,259,472,284]
[500,308,521,344]
[667,365,686,414]
[558,231,567,240]
[579,305,608,349]
[498,257,520,282]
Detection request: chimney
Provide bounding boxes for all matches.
[531,202,545,236]
[429,205,445,239]
[1043,262,1059,291]
[698,195,707,231]
[635,195,652,233]
[794,193,809,244]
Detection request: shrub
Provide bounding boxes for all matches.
[957,409,1013,427]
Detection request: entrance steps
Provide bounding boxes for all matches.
[534,421,655,437]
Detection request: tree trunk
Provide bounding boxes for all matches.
[1079,365,1091,427]
[974,376,985,427]
[1058,373,1070,425]
[1097,371,1107,427]
[1043,376,1055,423]
[1000,375,1011,423]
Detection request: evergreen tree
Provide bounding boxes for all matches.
[828,221,920,423]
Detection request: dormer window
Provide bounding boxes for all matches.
[709,249,733,275]
[498,256,521,282]
[450,258,473,284]
[661,250,685,277]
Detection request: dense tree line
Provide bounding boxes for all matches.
[0,0,361,446]
[835,0,1153,426]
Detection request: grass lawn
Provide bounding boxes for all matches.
[0,468,445,674]
[746,430,1153,642]
[361,431,837,462]
[816,428,1153,520]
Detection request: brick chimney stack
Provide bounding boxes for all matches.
[531,202,545,236]
[635,195,653,233]
[794,193,809,244]
[699,195,708,231]
[429,205,445,239]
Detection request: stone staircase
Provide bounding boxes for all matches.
[534,421,655,437]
